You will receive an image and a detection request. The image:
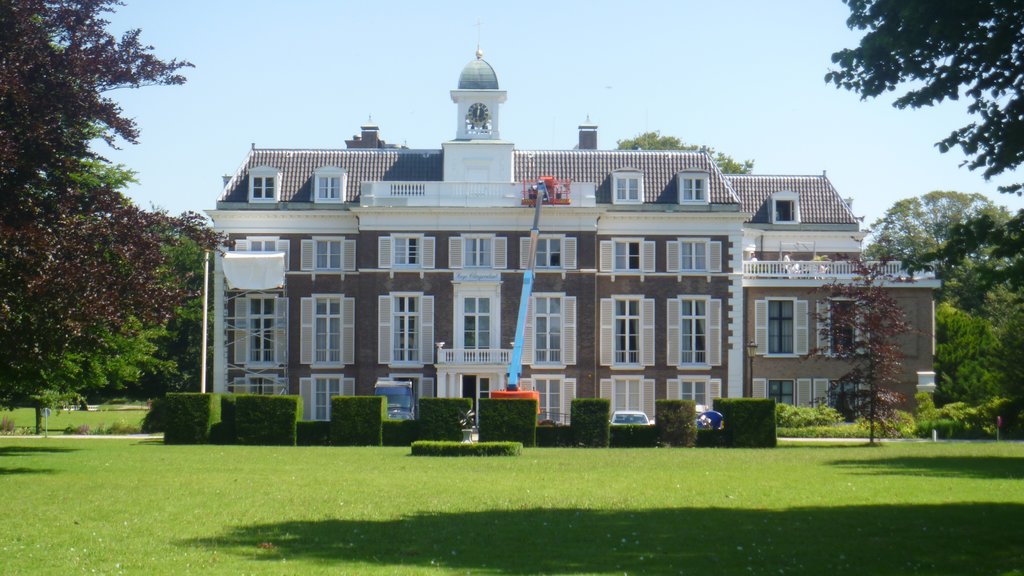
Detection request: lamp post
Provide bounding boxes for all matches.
[745,340,757,398]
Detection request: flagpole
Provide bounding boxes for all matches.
[200,250,209,393]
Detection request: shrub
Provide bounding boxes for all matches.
[410,441,522,457]
[478,398,537,446]
[714,398,777,448]
[656,400,697,447]
[383,420,419,446]
[141,397,166,433]
[418,398,473,441]
[296,421,331,446]
[105,418,141,435]
[914,392,939,421]
[571,398,610,447]
[696,428,729,447]
[855,410,916,439]
[775,403,843,428]
[536,424,573,447]
[777,424,869,439]
[235,394,301,446]
[330,396,385,446]
[164,393,221,445]
[0,415,14,434]
[209,395,237,444]
[610,424,658,447]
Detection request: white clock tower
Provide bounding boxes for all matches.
[444,50,514,182]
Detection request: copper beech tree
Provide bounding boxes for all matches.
[0,0,219,407]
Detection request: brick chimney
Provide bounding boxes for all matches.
[578,122,598,150]
[346,123,386,149]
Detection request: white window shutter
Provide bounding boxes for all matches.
[599,378,613,401]
[708,299,722,366]
[641,298,655,366]
[795,300,809,355]
[519,237,531,269]
[275,240,290,269]
[641,240,656,274]
[301,240,315,271]
[599,298,614,366]
[816,300,829,355]
[299,378,313,421]
[234,239,250,252]
[449,237,463,269]
[562,296,577,365]
[494,237,507,269]
[420,295,434,364]
[422,237,435,268]
[797,378,812,407]
[709,241,722,273]
[342,377,356,397]
[666,298,681,367]
[342,296,355,365]
[562,379,576,425]
[709,379,722,401]
[813,378,830,405]
[754,300,768,354]
[666,240,680,273]
[274,298,288,366]
[343,239,357,272]
[666,378,681,400]
[378,295,392,364]
[642,378,656,420]
[752,378,768,399]
[599,240,613,272]
[233,297,249,364]
[300,297,313,364]
[523,296,535,366]
[420,377,435,399]
[563,236,577,270]
[378,236,392,269]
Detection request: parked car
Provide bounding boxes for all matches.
[611,410,652,425]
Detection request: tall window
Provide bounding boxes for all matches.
[316,239,341,270]
[249,297,276,364]
[680,380,707,406]
[535,238,562,268]
[252,176,275,200]
[463,297,491,349]
[681,177,706,202]
[679,298,707,364]
[769,380,795,405]
[614,299,640,364]
[313,377,341,420]
[394,236,419,267]
[680,240,707,271]
[314,297,341,364]
[614,241,641,271]
[535,378,562,423]
[614,176,641,203]
[465,237,492,268]
[317,176,341,201]
[614,378,642,412]
[248,238,278,252]
[534,296,562,364]
[830,300,856,354]
[768,300,794,354]
[393,296,419,362]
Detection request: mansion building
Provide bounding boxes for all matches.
[208,52,938,422]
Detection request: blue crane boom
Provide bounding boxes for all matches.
[506,178,550,391]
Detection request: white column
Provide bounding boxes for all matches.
[212,250,227,393]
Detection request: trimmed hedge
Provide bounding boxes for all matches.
[696,428,729,448]
[209,394,237,445]
[571,398,611,447]
[330,396,385,446]
[419,398,473,441]
[235,394,301,446]
[410,441,522,457]
[296,420,331,446]
[478,398,537,446]
[656,399,697,447]
[141,397,167,433]
[536,425,573,447]
[610,424,658,447]
[164,393,220,444]
[383,420,419,446]
[714,398,777,448]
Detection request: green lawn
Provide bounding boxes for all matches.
[1,440,1022,575]
[1,407,147,435]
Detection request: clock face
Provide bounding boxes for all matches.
[466,102,490,129]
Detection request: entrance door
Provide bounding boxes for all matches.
[461,375,492,423]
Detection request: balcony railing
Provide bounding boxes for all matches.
[361,181,597,208]
[743,260,906,279]
[437,348,511,365]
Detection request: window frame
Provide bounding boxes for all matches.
[613,297,641,366]
[612,377,643,412]
[768,379,795,405]
[613,239,642,272]
[313,167,345,204]
[767,298,796,355]
[533,295,563,365]
[535,237,562,269]
[248,296,278,366]
[248,166,279,203]
[678,171,709,204]
[534,377,563,423]
[392,294,421,364]
[313,296,343,365]
[612,171,643,204]
[771,191,800,224]
[680,239,708,272]
[678,297,708,365]
[464,234,494,268]
[392,234,421,268]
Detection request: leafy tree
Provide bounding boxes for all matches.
[933,303,1002,406]
[0,0,219,409]
[826,0,1024,195]
[817,260,912,442]
[616,131,754,174]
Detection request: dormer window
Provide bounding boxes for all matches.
[678,171,709,204]
[771,191,800,224]
[249,166,280,203]
[314,167,345,203]
[612,171,643,204]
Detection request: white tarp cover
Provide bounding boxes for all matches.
[222,252,286,290]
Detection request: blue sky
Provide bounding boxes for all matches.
[100,0,1023,230]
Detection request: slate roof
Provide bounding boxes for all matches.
[727,174,858,225]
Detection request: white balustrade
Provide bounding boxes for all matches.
[743,260,907,278]
[437,348,511,365]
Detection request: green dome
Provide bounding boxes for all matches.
[458,51,499,90]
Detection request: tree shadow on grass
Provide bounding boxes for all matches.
[189,504,1024,575]
[831,456,1024,479]
[0,445,74,475]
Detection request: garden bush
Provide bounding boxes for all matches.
[383,419,419,446]
[696,428,729,447]
[656,400,697,447]
[141,397,166,433]
[330,396,385,446]
[478,398,537,446]
[571,398,610,447]
[209,394,237,444]
[777,424,869,439]
[235,394,301,446]
[410,441,522,457]
[296,420,331,446]
[714,398,776,448]
[775,403,843,428]
[610,424,658,447]
[164,393,220,445]
[856,410,916,439]
[536,424,573,447]
[418,398,472,441]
